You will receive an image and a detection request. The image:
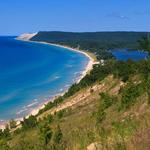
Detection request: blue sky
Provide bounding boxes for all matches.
[0,0,150,35]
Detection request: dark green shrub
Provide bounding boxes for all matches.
[47,114,53,124]
[9,119,17,129]
[100,92,116,109]
[21,115,37,129]
[120,83,144,109]
[96,109,106,124]
[53,125,63,144]
[39,122,53,145]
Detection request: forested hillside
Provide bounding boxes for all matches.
[0,33,150,150]
[31,31,149,59]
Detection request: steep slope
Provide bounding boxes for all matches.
[1,57,150,150]
[7,73,150,150]
[17,33,37,41]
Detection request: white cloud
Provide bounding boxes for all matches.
[107,12,129,20]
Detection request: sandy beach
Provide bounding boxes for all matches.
[26,41,97,116]
[0,36,98,129]
[38,42,97,82]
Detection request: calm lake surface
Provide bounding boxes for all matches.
[0,37,89,121]
[111,49,148,61]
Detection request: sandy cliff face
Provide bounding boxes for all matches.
[17,33,37,41]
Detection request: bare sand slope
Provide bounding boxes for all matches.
[38,75,124,120]
[16,33,37,41]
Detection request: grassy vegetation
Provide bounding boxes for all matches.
[0,57,149,149]
[0,36,150,149]
[37,58,150,116]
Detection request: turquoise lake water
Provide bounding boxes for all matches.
[0,37,89,122]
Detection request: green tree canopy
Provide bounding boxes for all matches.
[138,36,150,54]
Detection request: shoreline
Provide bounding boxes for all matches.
[0,38,98,129]
[35,41,97,82]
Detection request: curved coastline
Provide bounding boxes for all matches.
[0,38,97,129]
[29,41,96,82]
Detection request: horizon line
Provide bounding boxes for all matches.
[1,30,150,36]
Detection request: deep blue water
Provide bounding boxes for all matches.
[0,37,89,121]
[111,49,149,61]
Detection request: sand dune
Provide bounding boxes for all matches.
[16,33,37,41]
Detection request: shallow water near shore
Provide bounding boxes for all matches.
[0,37,89,122]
